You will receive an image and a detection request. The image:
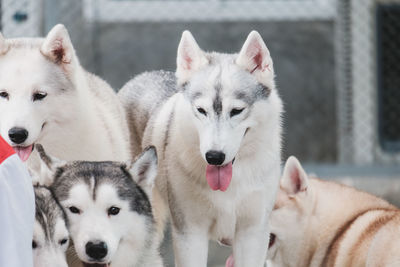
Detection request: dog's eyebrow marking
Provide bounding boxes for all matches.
[258,84,271,98]
[191,91,202,100]
[234,84,271,105]
[180,82,188,92]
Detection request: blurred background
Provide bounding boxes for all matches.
[2,0,400,266]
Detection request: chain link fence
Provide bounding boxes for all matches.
[1,0,399,167]
[336,0,400,165]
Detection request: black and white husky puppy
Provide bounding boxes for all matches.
[33,186,69,267]
[35,144,163,267]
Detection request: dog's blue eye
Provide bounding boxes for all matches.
[108,206,120,216]
[230,108,244,117]
[0,91,9,99]
[32,240,37,249]
[32,92,47,101]
[69,206,80,214]
[59,238,68,245]
[197,107,207,116]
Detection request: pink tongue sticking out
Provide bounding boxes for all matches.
[13,145,33,162]
[225,254,234,267]
[206,162,233,191]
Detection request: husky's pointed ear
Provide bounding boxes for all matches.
[280,156,308,195]
[40,24,75,65]
[236,31,274,82]
[129,146,158,195]
[35,144,66,186]
[176,30,208,86]
[0,32,9,55]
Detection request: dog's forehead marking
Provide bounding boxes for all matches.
[213,81,223,116]
[55,161,154,217]
[189,57,270,116]
[89,175,98,201]
[210,65,224,116]
[191,91,202,100]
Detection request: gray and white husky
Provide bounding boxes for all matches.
[119,30,283,267]
[0,24,130,177]
[36,144,163,267]
[33,186,69,267]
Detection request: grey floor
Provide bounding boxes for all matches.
[160,225,231,267]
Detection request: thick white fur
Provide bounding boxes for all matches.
[63,184,162,267]
[37,147,163,267]
[139,31,283,267]
[32,186,70,267]
[33,218,69,267]
[176,30,209,86]
[0,24,130,178]
[236,31,275,90]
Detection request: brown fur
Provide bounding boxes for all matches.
[268,157,400,267]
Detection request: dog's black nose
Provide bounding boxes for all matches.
[86,241,108,260]
[8,127,28,144]
[205,150,225,165]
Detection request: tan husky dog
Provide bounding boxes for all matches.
[267,156,400,267]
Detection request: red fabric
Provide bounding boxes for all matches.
[0,136,15,164]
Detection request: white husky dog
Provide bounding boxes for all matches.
[119,30,283,267]
[33,186,69,267]
[36,144,163,267]
[0,24,130,176]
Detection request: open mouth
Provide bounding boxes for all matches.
[269,233,276,249]
[13,144,34,162]
[205,159,235,192]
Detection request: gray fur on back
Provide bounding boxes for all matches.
[118,70,177,157]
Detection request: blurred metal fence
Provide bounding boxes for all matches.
[336,0,400,165]
[1,0,400,166]
[84,0,335,22]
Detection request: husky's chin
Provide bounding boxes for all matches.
[82,262,111,267]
